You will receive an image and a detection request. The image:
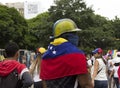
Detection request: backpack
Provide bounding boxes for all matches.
[0,69,23,88]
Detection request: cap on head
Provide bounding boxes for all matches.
[92,48,103,54]
[53,18,81,37]
[116,51,120,57]
[38,47,46,54]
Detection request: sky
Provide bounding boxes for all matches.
[0,0,120,19]
[85,0,120,19]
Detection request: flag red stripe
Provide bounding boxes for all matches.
[40,53,88,80]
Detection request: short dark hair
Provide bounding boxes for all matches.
[5,42,19,58]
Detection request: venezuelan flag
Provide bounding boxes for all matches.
[108,49,117,58]
[40,38,88,80]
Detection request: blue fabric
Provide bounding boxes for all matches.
[66,33,79,46]
[92,48,102,54]
[42,42,84,59]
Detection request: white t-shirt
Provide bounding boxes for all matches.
[107,59,113,71]
[90,56,95,76]
[30,64,42,82]
[113,66,119,78]
[33,66,42,82]
[95,59,107,80]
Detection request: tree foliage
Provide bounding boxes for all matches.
[49,0,94,26]
[111,17,120,38]
[0,5,28,48]
[1,0,120,53]
[27,12,53,50]
[47,0,116,52]
[27,0,120,52]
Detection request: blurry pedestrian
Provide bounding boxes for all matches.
[112,51,120,88]
[0,42,33,88]
[88,53,96,77]
[30,47,46,88]
[106,54,114,88]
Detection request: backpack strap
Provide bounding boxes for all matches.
[97,68,102,74]
[97,57,106,75]
[102,57,106,65]
[91,60,94,65]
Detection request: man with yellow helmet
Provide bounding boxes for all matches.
[40,18,93,88]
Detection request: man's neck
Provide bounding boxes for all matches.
[5,57,17,60]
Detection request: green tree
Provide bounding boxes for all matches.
[27,0,119,52]
[49,0,94,27]
[110,17,120,49]
[111,17,120,38]
[0,5,28,48]
[48,0,115,52]
[27,12,53,50]
[79,29,113,52]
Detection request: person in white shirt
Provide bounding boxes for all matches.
[111,52,120,88]
[91,48,108,88]
[106,55,114,88]
[87,53,95,77]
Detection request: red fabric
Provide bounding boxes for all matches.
[0,60,26,76]
[40,53,88,80]
[118,66,120,80]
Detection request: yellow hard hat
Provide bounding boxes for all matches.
[39,47,46,54]
[53,18,81,37]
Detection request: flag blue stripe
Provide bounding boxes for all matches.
[42,42,84,59]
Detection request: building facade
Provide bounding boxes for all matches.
[5,1,41,19]
[6,2,24,17]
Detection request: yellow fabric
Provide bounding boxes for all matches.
[39,47,46,54]
[50,38,68,46]
[0,55,5,61]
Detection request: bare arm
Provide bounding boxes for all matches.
[77,73,93,88]
[92,60,99,86]
[109,69,114,78]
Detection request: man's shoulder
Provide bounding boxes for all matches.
[2,60,19,63]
